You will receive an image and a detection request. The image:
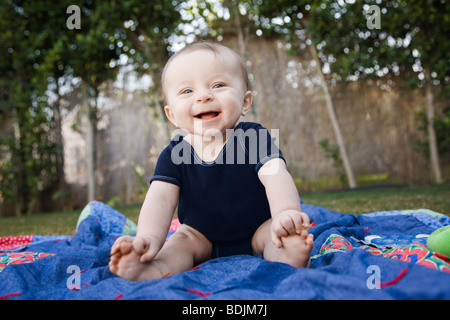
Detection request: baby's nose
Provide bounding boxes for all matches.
[196,89,213,103]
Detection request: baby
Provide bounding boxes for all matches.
[109,42,314,281]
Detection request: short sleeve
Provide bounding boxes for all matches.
[236,122,285,173]
[149,144,182,187]
[254,125,285,172]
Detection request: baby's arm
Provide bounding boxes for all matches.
[258,158,310,248]
[111,181,179,262]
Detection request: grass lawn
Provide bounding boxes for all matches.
[0,204,142,237]
[302,183,450,215]
[0,183,449,237]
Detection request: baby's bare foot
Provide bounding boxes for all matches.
[109,238,169,281]
[264,231,314,268]
[109,249,169,281]
[284,232,314,268]
[110,250,162,281]
[109,237,133,275]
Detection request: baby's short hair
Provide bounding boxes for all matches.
[161,41,249,99]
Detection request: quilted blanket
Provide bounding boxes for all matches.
[1,200,450,300]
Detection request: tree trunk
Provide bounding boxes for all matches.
[83,82,97,202]
[425,68,443,184]
[309,42,357,189]
[233,2,246,55]
[53,80,66,188]
[12,108,24,216]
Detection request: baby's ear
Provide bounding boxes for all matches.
[241,91,252,116]
[164,105,178,127]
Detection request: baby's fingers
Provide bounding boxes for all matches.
[133,236,159,263]
[110,235,134,255]
[287,211,305,235]
[133,237,150,255]
[299,211,311,229]
[271,221,288,248]
[271,231,283,248]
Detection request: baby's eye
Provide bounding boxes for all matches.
[212,83,224,89]
[181,88,192,94]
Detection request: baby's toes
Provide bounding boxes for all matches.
[305,234,314,249]
[119,240,133,255]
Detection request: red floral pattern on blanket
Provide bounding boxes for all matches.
[0,235,34,251]
[319,234,450,273]
[0,251,55,272]
[362,243,450,273]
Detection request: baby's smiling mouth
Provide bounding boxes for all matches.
[194,111,220,120]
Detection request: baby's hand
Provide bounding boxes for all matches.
[110,235,160,263]
[132,235,161,263]
[110,235,134,257]
[271,210,311,248]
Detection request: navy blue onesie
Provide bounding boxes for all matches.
[150,122,285,258]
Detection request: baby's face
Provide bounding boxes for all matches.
[163,49,252,138]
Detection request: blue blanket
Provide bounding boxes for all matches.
[1,200,450,300]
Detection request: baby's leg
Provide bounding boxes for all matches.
[251,219,314,268]
[109,224,212,281]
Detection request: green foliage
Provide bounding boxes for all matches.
[220,0,450,89]
[106,196,122,208]
[133,165,149,199]
[319,139,348,187]
[0,1,59,214]
[0,0,182,214]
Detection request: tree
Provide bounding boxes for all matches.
[1,0,183,213]
[38,0,182,202]
[242,0,449,185]
[253,1,377,189]
[301,0,449,183]
[0,1,61,215]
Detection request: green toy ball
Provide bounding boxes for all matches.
[427,225,450,257]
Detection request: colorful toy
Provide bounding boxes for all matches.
[427,225,450,257]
